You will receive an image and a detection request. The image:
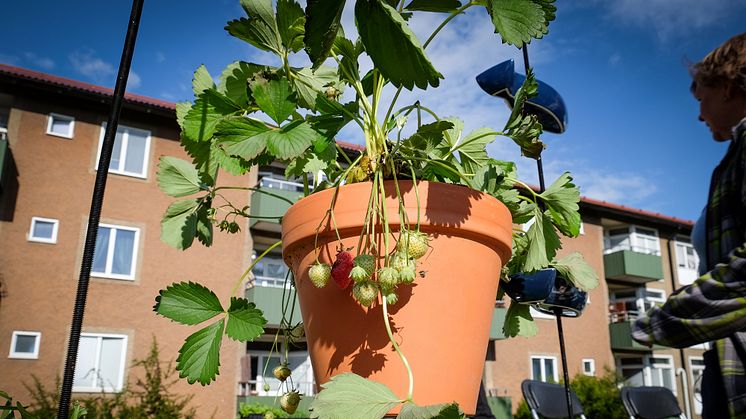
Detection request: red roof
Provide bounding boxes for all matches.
[0,63,690,226]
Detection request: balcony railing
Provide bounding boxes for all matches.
[604,250,663,284]
[259,176,306,192]
[250,275,289,289]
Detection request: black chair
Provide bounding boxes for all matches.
[521,379,586,419]
[620,386,686,419]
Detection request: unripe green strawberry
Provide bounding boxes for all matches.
[399,266,416,284]
[397,230,429,259]
[263,412,276,419]
[308,262,331,288]
[353,281,379,307]
[377,267,399,292]
[385,292,399,305]
[280,390,301,414]
[272,363,291,381]
[392,251,416,273]
[354,254,376,275]
[263,383,271,392]
[350,265,370,282]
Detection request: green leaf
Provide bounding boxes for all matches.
[154,281,224,325]
[356,0,443,90]
[293,66,341,110]
[225,297,267,341]
[161,199,200,250]
[333,36,361,85]
[540,172,581,237]
[218,61,271,108]
[453,127,494,175]
[252,78,296,124]
[192,65,215,96]
[176,318,225,385]
[398,402,464,419]
[157,156,202,197]
[552,253,598,291]
[524,208,562,272]
[217,116,271,160]
[310,373,400,419]
[502,300,538,338]
[266,120,318,159]
[506,114,545,159]
[304,0,346,68]
[401,120,454,158]
[182,90,241,143]
[195,205,214,246]
[277,0,305,52]
[403,0,462,13]
[226,0,282,54]
[175,102,192,128]
[486,0,549,48]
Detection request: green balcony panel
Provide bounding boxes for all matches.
[604,250,663,284]
[609,321,661,351]
[250,187,304,232]
[245,286,302,327]
[489,306,507,340]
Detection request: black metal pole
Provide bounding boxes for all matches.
[521,45,574,418]
[57,1,144,417]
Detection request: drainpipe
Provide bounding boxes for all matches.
[668,233,692,419]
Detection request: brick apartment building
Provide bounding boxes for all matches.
[0,63,705,418]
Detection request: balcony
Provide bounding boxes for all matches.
[604,250,663,284]
[609,320,659,352]
[250,177,305,233]
[489,304,508,340]
[245,284,302,327]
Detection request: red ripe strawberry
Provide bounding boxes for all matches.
[331,250,354,289]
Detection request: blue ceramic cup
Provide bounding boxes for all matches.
[502,268,557,304]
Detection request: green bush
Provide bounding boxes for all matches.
[238,402,287,418]
[514,369,627,419]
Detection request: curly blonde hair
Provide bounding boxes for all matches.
[691,32,746,96]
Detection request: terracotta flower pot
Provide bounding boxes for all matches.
[281,180,512,415]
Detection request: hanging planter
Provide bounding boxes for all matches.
[282,180,512,413]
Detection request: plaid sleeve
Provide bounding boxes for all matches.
[632,243,746,348]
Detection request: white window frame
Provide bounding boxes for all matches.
[72,333,127,393]
[604,225,661,256]
[530,355,558,383]
[28,217,59,244]
[249,350,315,396]
[8,331,41,359]
[46,113,75,139]
[582,358,596,376]
[689,356,705,415]
[96,124,151,178]
[649,355,677,395]
[91,223,140,281]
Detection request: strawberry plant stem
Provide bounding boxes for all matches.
[231,240,282,297]
[382,296,414,401]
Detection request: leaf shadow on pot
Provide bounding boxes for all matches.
[386,181,483,229]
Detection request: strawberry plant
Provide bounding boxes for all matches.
[153,0,599,418]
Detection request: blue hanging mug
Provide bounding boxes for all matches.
[533,274,588,317]
[502,268,557,304]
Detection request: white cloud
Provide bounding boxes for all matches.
[23,52,55,70]
[69,49,115,83]
[156,51,166,63]
[604,0,741,41]
[608,52,621,66]
[128,71,142,89]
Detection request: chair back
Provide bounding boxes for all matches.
[521,379,585,418]
[620,386,685,419]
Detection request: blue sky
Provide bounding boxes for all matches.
[3,0,746,221]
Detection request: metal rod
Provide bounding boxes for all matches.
[57,0,145,416]
[522,44,574,418]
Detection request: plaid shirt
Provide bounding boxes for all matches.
[633,120,746,417]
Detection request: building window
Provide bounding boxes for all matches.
[610,288,666,321]
[619,356,645,387]
[531,356,558,383]
[604,225,660,256]
[582,358,595,376]
[675,238,700,286]
[97,124,151,178]
[91,224,139,280]
[251,253,289,288]
[248,351,315,396]
[8,331,41,359]
[690,357,705,415]
[28,217,59,244]
[73,333,127,393]
[46,113,75,138]
[649,356,676,394]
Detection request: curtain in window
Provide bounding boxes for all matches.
[33,221,54,239]
[98,338,124,390]
[73,336,98,388]
[110,130,125,170]
[112,229,135,275]
[92,227,111,273]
